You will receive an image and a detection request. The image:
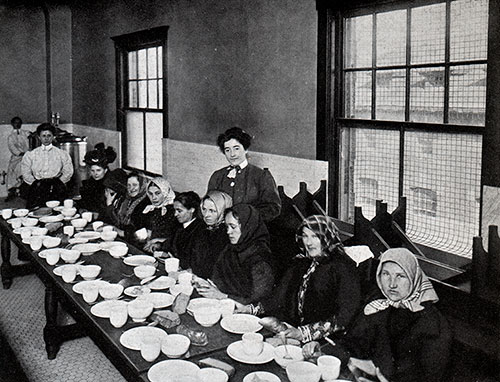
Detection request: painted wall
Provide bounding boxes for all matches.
[70,0,318,159]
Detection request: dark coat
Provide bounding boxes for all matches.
[207,163,281,222]
[166,218,206,270]
[78,177,106,216]
[189,223,229,279]
[131,205,180,249]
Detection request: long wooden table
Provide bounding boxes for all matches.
[0,215,353,382]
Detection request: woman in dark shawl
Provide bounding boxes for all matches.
[197,204,274,304]
[304,248,452,382]
[236,215,361,343]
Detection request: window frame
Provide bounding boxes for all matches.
[111,26,169,177]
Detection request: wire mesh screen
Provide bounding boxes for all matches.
[376,10,406,67]
[342,128,400,220]
[410,3,446,64]
[449,64,486,125]
[403,131,481,257]
[376,69,406,121]
[450,0,488,61]
[345,71,372,119]
[344,15,372,69]
[410,67,445,123]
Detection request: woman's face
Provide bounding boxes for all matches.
[174,201,194,224]
[223,138,247,167]
[225,212,242,244]
[302,227,323,258]
[201,199,218,226]
[380,261,412,302]
[147,185,165,206]
[89,165,107,180]
[127,177,141,197]
[39,130,54,146]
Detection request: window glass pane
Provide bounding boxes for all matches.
[145,112,163,174]
[345,71,371,119]
[126,111,144,170]
[147,47,157,79]
[128,81,138,108]
[450,0,488,61]
[128,51,137,80]
[344,15,372,68]
[449,64,486,126]
[138,80,147,108]
[410,4,446,64]
[404,131,481,256]
[148,80,158,109]
[410,67,444,123]
[375,69,406,121]
[138,49,147,79]
[376,10,406,66]
[158,79,163,109]
[157,46,163,77]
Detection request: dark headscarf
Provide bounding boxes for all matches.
[296,215,344,258]
[230,204,269,253]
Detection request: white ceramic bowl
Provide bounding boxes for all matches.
[43,236,61,248]
[14,209,29,217]
[109,245,128,258]
[197,368,229,382]
[127,299,154,322]
[274,345,304,368]
[60,249,80,264]
[99,283,124,299]
[46,200,60,208]
[170,284,194,297]
[101,230,118,241]
[161,334,191,358]
[286,361,321,382]
[134,265,156,279]
[31,227,48,236]
[79,265,101,280]
[61,207,77,217]
[71,218,88,229]
[193,306,221,327]
[22,217,38,227]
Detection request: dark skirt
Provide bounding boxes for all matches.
[24,178,67,209]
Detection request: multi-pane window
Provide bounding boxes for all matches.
[112,27,168,175]
[339,0,487,257]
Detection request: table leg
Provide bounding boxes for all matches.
[43,282,60,359]
[1,233,12,289]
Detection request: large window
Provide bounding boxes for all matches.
[112,27,168,175]
[336,0,488,257]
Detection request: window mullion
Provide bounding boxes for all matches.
[443,0,451,124]
[371,13,376,120]
[405,6,411,122]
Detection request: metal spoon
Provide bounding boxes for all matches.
[280,332,293,359]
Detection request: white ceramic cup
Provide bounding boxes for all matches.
[2,209,13,220]
[62,266,77,283]
[140,334,161,362]
[63,225,75,237]
[63,199,74,208]
[30,237,43,251]
[92,221,104,231]
[135,228,148,241]
[102,225,114,233]
[46,251,60,266]
[11,220,22,229]
[219,299,235,317]
[109,304,128,328]
[81,212,93,223]
[20,230,32,240]
[178,272,193,286]
[164,258,180,273]
[317,355,341,381]
[82,284,99,303]
[242,332,264,356]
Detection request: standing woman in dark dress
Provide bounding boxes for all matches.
[189,191,232,279]
[137,177,180,252]
[304,248,452,382]
[78,143,117,216]
[236,215,361,343]
[197,204,274,304]
[207,127,281,223]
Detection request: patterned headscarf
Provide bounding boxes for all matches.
[202,190,233,227]
[364,248,439,315]
[143,177,176,216]
[296,215,343,258]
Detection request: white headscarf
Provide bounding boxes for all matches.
[143,177,176,216]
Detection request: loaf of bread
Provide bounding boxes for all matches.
[198,357,235,376]
[172,293,190,315]
[151,310,180,329]
[258,316,288,333]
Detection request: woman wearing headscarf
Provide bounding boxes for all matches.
[303,248,452,382]
[189,191,232,278]
[197,204,274,304]
[78,143,117,216]
[236,215,361,343]
[137,177,180,252]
